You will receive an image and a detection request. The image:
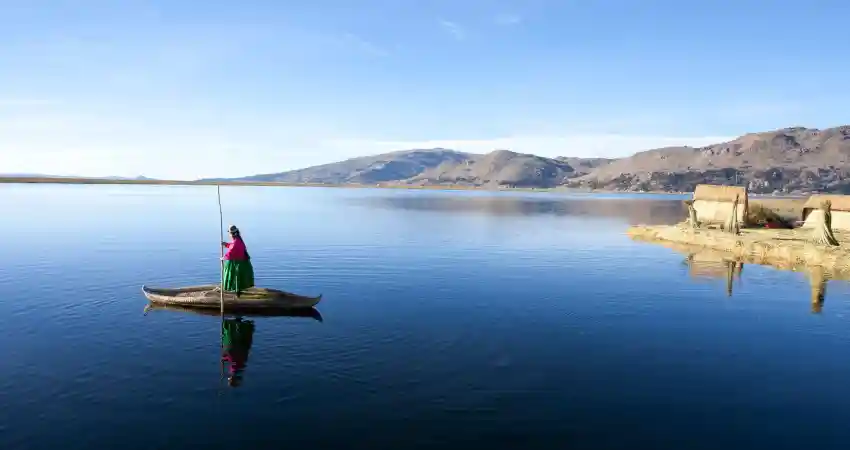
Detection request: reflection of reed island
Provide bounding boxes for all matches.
[222,318,255,387]
[657,240,841,312]
[684,252,744,297]
[363,195,686,225]
[809,266,828,314]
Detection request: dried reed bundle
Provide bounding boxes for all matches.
[723,194,740,235]
[810,200,839,247]
[684,200,700,229]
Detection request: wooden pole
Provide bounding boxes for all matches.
[218,185,225,314]
[218,185,225,386]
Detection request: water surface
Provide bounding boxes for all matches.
[2,185,850,449]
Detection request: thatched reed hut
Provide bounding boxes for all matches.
[801,195,850,231]
[692,184,748,227]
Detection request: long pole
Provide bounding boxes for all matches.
[218,185,224,315]
[217,185,225,386]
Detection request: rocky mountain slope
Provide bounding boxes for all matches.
[569,125,850,193]
[228,149,473,184]
[226,148,601,188]
[221,125,850,193]
[408,150,581,187]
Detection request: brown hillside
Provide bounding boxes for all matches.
[575,126,850,193]
[585,126,850,181]
[411,150,577,187]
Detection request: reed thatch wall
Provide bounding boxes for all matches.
[692,184,748,227]
[801,194,850,231]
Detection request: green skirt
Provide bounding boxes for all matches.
[222,318,255,348]
[222,259,255,293]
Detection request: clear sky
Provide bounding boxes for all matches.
[1,0,848,179]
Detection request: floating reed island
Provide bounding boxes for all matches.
[627,184,850,274]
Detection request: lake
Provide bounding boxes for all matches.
[3,185,850,449]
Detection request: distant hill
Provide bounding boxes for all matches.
[224,149,474,185]
[408,150,580,188]
[12,125,850,194]
[569,125,850,194]
[217,149,606,188]
[555,156,616,173]
[216,125,850,194]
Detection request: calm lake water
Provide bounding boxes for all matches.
[3,185,850,449]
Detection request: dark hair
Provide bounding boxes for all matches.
[228,225,241,238]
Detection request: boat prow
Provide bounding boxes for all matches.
[141,284,322,311]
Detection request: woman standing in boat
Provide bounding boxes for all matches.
[221,225,255,294]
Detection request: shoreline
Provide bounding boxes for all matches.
[0,176,687,195]
[0,176,810,198]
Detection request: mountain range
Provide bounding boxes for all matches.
[8,125,850,194]
[219,148,605,188]
[217,125,850,194]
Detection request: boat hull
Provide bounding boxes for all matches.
[143,303,323,321]
[141,285,322,311]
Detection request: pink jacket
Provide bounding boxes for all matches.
[222,353,247,374]
[222,237,248,261]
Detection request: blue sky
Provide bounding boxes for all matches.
[1,0,848,179]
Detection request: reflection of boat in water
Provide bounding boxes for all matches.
[141,285,322,311]
[222,317,254,387]
[144,305,323,387]
[143,303,323,322]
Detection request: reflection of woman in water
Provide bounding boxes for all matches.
[221,317,255,387]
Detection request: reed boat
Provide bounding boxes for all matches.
[141,285,322,311]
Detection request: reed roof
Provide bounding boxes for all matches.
[803,194,850,214]
[693,184,748,203]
